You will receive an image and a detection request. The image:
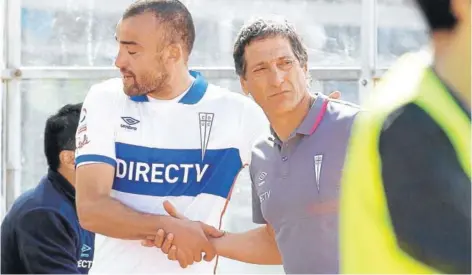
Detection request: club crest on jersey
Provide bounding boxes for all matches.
[314,154,323,193]
[199,112,214,160]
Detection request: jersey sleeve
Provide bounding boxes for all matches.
[249,163,267,224]
[75,82,118,168]
[238,99,270,166]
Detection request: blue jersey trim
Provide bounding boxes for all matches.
[129,70,208,104]
[112,142,242,199]
[178,70,208,105]
[76,154,117,167]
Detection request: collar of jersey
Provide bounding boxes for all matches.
[129,70,208,104]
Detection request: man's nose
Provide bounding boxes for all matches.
[268,67,285,87]
[114,51,128,69]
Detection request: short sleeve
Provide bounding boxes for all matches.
[16,209,80,274]
[239,99,270,166]
[250,162,267,224]
[75,81,118,168]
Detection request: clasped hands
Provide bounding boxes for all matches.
[138,92,343,268]
[141,201,225,268]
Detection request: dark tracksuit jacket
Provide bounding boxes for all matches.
[1,169,95,274]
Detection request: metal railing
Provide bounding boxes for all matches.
[0,0,384,217]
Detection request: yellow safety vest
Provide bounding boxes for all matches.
[339,52,471,273]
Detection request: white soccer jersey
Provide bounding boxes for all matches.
[75,71,269,274]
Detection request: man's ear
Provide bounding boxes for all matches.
[167,43,183,63]
[59,150,76,170]
[451,0,468,24]
[239,76,250,96]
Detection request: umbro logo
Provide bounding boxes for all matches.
[122,117,140,125]
[80,244,91,258]
[121,116,140,131]
[258,172,267,186]
[81,244,91,253]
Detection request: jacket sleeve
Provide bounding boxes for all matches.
[16,208,80,274]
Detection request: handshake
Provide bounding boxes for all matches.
[141,201,226,268]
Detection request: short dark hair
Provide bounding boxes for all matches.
[44,103,82,171]
[233,18,308,77]
[123,0,195,56]
[415,0,457,31]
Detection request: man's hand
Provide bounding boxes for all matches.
[141,201,224,268]
[169,218,212,268]
[328,90,341,100]
[162,201,224,239]
[142,213,214,267]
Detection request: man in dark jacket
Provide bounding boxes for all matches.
[1,103,95,274]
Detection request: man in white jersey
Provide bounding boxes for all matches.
[74,0,269,273]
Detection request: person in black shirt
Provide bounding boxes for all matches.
[340,0,470,273]
[379,1,470,273]
[1,103,95,274]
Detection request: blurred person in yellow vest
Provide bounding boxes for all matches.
[339,0,470,273]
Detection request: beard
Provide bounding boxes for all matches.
[123,72,169,96]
